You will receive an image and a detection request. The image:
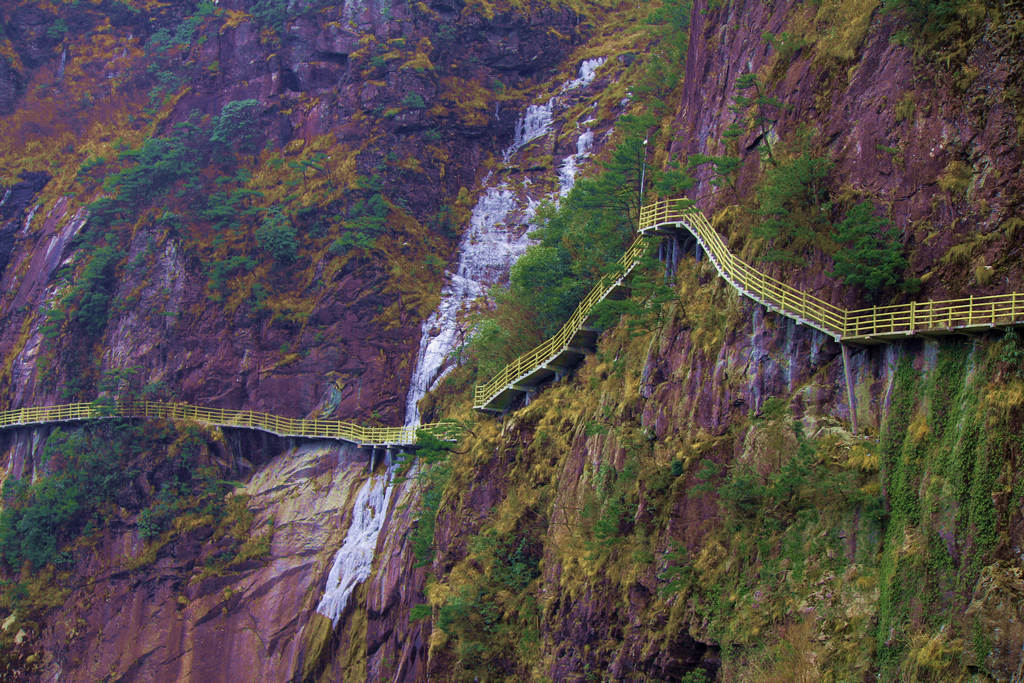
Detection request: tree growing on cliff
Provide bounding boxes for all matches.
[408,430,454,567]
[731,72,786,167]
[255,208,298,265]
[636,0,693,103]
[210,99,261,153]
[754,152,834,263]
[251,0,291,35]
[831,201,907,296]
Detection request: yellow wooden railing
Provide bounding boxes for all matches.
[473,234,653,409]
[473,197,1024,412]
[0,400,460,446]
[639,198,1024,341]
[7,198,1021,424]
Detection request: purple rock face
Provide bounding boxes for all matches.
[0,171,49,278]
[0,56,25,115]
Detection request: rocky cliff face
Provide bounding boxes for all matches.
[405,1,1024,680]
[1,0,1023,680]
[0,0,634,680]
[0,0,594,420]
[674,0,1023,304]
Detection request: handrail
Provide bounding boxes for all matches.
[473,234,653,409]
[473,197,1024,413]
[639,198,1024,341]
[7,198,1022,426]
[0,400,460,446]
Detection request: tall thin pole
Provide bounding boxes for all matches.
[639,138,649,205]
[841,343,858,435]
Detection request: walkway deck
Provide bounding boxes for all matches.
[0,401,459,447]
[640,199,1024,342]
[4,199,1021,426]
[473,235,653,413]
[472,198,1024,413]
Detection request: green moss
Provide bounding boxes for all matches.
[815,0,881,62]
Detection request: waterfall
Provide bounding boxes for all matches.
[56,47,67,81]
[558,129,596,197]
[503,99,554,162]
[314,83,605,624]
[404,184,532,425]
[561,57,605,92]
[314,472,393,624]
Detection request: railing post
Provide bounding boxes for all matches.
[969,295,974,326]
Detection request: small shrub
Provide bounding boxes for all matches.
[938,160,973,198]
[251,0,290,33]
[210,99,261,150]
[402,92,427,109]
[409,603,432,621]
[895,93,916,122]
[256,209,298,264]
[45,19,68,41]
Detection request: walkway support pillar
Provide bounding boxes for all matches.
[841,343,858,435]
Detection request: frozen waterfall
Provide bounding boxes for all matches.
[558,129,596,197]
[562,57,606,92]
[315,86,603,625]
[503,99,554,162]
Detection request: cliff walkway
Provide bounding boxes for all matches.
[473,235,653,413]
[473,198,1024,413]
[0,401,459,447]
[4,200,1023,437]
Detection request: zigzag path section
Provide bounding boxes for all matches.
[472,198,1024,413]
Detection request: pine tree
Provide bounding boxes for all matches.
[831,201,906,296]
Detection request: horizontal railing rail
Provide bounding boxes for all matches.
[473,198,1024,413]
[0,400,460,446]
[473,235,653,409]
[8,198,1022,425]
[639,198,1024,341]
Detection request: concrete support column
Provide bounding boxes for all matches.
[841,343,859,435]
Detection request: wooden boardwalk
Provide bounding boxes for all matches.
[0,401,459,447]
[472,198,1024,413]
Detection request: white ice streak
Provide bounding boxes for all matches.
[558,129,595,197]
[21,204,39,235]
[504,100,554,162]
[315,473,394,625]
[562,57,606,92]
[404,185,532,425]
[315,89,591,628]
